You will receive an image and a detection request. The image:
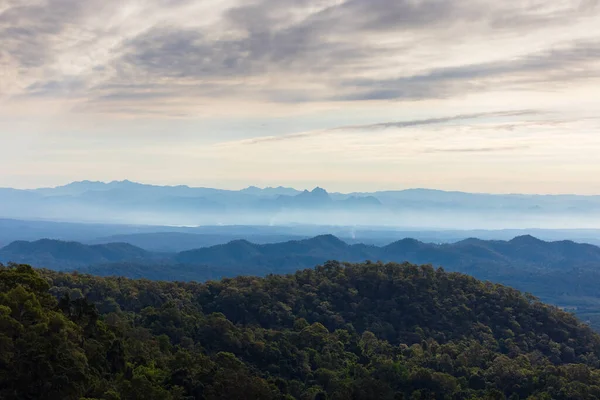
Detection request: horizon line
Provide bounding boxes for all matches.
[4,179,600,198]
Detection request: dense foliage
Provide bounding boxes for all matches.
[3,261,600,399]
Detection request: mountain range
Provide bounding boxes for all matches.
[5,216,600,252]
[4,180,600,228]
[4,234,600,273]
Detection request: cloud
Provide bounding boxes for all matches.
[0,0,84,67]
[338,40,600,101]
[340,110,541,130]
[24,78,88,97]
[0,0,599,115]
[421,145,530,154]
[241,109,542,144]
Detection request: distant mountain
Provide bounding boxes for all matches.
[88,232,310,252]
[6,234,600,274]
[174,234,600,275]
[4,180,600,227]
[240,185,301,197]
[5,217,600,250]
[32,180,142,196]
[274,187,334,208]
[340,195,382,208]
[7,233,600,276]
[0,239,155,269]
[176,234,371,269]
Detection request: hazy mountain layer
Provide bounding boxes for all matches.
[4,180,600,228]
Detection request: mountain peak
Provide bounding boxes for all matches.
[108,179,139,186]
[310,234,345,244]
[242,186,301,196]
[60,180,104,188]
[510,235,545,245]
[384,238,425,251]
[290,187,332,205]
[303,187,330,199]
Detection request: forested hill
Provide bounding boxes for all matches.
[3,262,600,399]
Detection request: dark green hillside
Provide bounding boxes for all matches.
[4,262,600,399]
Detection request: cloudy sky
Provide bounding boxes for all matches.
[2,0,600,193]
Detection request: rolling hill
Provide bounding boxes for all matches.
[87,231,310,252]
[175,234,600,272]
[4,262,600,399]
[4,234,600,277]
[0,239,156,269]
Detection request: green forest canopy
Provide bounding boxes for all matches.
[3,261,600,399]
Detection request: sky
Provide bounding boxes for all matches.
[2,0,600,193]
